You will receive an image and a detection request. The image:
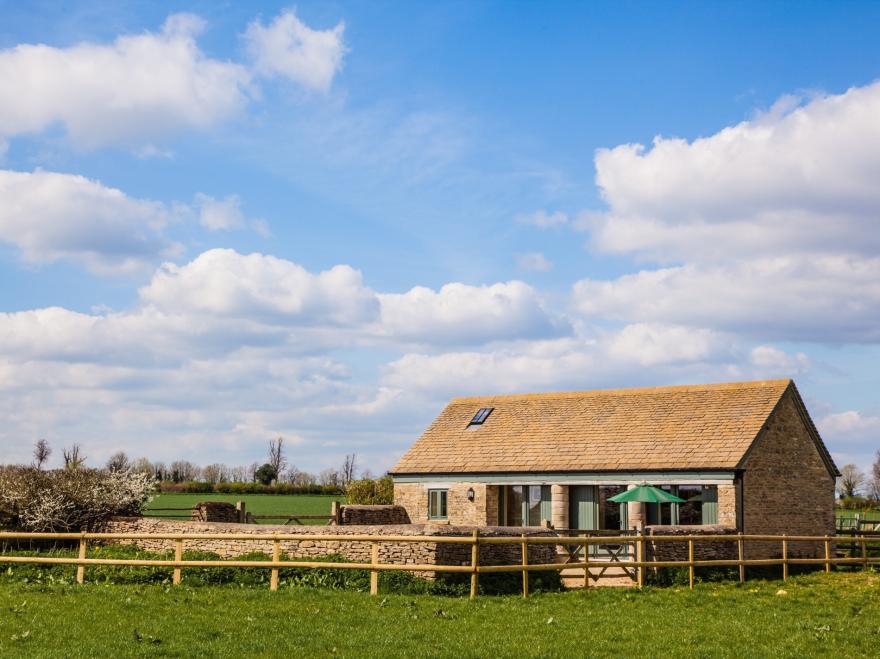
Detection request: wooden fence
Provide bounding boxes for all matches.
[1,531,878,598]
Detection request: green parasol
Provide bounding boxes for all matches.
[607,484,685,504]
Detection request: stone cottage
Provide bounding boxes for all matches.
[390,379,838,556]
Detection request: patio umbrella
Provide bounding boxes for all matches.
[607,484,685,504]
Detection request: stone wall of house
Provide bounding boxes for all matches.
[191,502,239,523]
[103,517,556,568]
[394,482,498,525]
[717,484,738,527]
[740,390,836,558]
[645,525,739,562]
[338,505,410,526]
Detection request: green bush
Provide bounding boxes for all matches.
[345,476,394,505]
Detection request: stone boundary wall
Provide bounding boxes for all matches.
[105,517,556,569]
[337,505,410,526]
[192,502,239,523]
[645,525,739,562]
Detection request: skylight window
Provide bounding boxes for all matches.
[468,407,494,426]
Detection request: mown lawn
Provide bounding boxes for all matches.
[0,571,878,657]
[146,493,344,524]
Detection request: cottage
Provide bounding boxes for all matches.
[390,380,838,549]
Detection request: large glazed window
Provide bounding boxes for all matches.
[428,489,448,520]
[502,485,551,526]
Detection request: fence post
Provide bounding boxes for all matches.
[737,533,745,584]
[688,538,695,590]
[862,535,868,571]
[824,535,831,574]
[370,542,379,596]
[637,535,645,588]
[782,535,788,581]
[173,538,183,586]
[583,536,590,589]
[76,534,87,584]
[236,501,246,524]
[270,537,280,591]
[521,533,529,598]
[470,529,479,599]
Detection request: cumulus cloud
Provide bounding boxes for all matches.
[570,80,880,344]
[243,10,346,92]
[591,82,880,262]
[572,257,880,342]
[516,252,553,272]
[0,169,178,273]
[140,249,379,326]
[0,14,251,149]
[378,281,564,345]
[818,410,880,442]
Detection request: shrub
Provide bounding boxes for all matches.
[0,466,156,532]
[346,476,394,505]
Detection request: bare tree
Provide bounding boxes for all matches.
[268,437,287,477]
[341,453,357,485]
[247,462,260,483]
[202,463,230,484]
[838,463,866,499]
[62,444,86,470]
[291,470,316,486]
[229,465,248,482]
[105,451,130,473]
[33,439,52,470]
[169,460,199,482]
[130,457,154,476]
[319,468,340,487]
[870,450,880,501]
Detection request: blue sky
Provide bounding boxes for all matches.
[1,1,879,480]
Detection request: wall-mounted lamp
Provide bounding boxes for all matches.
[467,487,475,502]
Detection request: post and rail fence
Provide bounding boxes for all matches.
[1,531,878,598]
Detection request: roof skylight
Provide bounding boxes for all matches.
[468,407,493,426]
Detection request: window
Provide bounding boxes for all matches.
[428,489,448,520]
[502,485,551,526]
[468,407,493,426]
[677,485,704,525]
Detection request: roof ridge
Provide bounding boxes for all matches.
[450,379,792,404]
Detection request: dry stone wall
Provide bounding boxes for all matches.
[104,517,556,568]
[645,525,738,562]
[192,502,239,523]
[337,505,410,526]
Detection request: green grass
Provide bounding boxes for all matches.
[0,569,877,657]
[146,493,344,524]
[837,508,880,520]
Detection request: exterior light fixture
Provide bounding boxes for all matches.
[467,487,475,502]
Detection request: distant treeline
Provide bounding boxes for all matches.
[159,481,344,496]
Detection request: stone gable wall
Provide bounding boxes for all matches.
[104,517,556,568]
[741,390,836,558]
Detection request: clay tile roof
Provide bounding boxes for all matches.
[391,379,794,474]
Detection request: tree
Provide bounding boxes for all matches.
[169,460,199,483]
[33,439,51,470]
[319,468,340,487]
[268,437,287,477]
[341,453,357,485]
[838,463,866,499]
[870,450,880,501]
[202,463,229,484]
[130,457,154,476]
[62,444,86,470]
[105,451,130,473]
[254,463,278,486]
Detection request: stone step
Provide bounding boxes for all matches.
[558,564,637,588]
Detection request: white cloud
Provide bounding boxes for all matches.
[818,410,880,442]
[244,10,346,92]
[0,168,178,273]
[195,193,246,231]
[607,323,725,367]
[378,280,563,345]
[572,257,880,342]
[516,252,553,272]
[0,14,251,149]
[591,81,880,262]
[517,209,568,228]
[140,249,379,326]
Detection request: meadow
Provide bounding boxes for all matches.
[146,493,344,524]
[0,569,877,657]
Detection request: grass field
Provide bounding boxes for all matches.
[146,493,344,524]
[0,570,877,657]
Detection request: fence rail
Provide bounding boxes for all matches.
[1,531,878,598]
